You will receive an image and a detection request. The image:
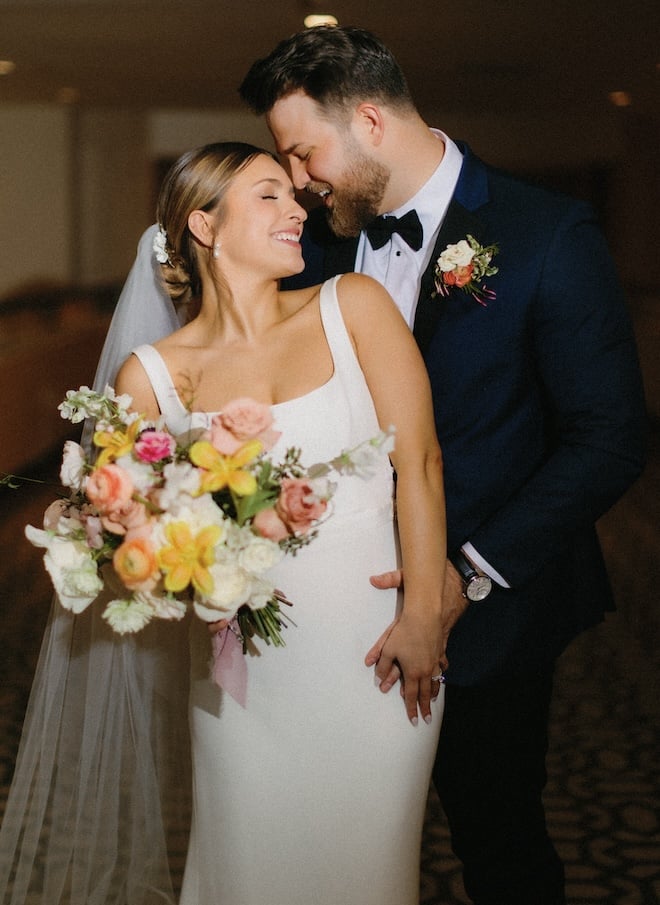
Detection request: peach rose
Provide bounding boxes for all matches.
[113,534,158,591]
[252,507,290,542]
[101,499,149,536]
[275,478,327,536]
[86,464,134,513]
[210,398,281,455]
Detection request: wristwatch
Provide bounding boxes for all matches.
[451,550,493,602]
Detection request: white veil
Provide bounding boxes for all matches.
[0,227,192,904]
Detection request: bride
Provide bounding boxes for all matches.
[1,142,446,905]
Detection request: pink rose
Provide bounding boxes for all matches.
[134,430,176,463]
[252,507,290,542]
[210,398,281,455]
[86,464,134,514]
[275,478,328,536]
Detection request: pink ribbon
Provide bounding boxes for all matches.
[211,623,248,708]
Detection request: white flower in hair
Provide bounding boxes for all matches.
[153,227,170,264]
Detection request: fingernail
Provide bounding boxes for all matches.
[410,716,418,726]
[374,674,381,687]
[424,714,432,725]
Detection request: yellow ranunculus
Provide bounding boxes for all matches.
[188,439,261,496]
[94,418,143,468]
[157,521,222,596]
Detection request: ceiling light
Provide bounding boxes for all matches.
[304,14,338,27]
[608,90,632,108]
[0,60,16,76]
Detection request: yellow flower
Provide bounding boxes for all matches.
[157,521,222,595]
[189,439,261,496]
[94,418,143,468]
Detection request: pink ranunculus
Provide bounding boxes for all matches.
[134,430,176,463]
[86,463,134,514]
[101,499,149,536]
[210,398,281,455]
[275,478,328,536]
[43,499,69,531]
[82,513,105,549]
[252,507,290,542]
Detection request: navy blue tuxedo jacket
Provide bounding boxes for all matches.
[285,144,646,685]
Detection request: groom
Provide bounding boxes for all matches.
[239,26,647,904]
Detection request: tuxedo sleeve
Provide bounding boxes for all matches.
[467,203,646,589]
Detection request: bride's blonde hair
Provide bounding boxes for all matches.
[156,142,268,305]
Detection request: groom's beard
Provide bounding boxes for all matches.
[308,146,390,239]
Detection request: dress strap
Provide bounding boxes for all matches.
[318,276,366,386]
[131,344,189,424]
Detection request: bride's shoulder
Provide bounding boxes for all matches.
[334,274,398,324]
[335,272,392,305]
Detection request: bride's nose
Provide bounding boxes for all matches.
[290,200,307,224]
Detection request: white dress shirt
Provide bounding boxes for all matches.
[355,129,463,328]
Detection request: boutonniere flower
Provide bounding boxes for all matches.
[433,234,499,306]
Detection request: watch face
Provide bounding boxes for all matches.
[467,575,492,601]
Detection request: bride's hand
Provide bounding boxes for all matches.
[371,610,444,725]
[208,618,229,635]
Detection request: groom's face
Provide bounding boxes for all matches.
[267,90,390,238]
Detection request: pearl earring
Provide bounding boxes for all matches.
[213,241,221,259]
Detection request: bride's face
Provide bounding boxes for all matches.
[215,154,307,278]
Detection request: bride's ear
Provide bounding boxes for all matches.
[188,210,215,248]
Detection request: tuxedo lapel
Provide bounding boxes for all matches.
[413,164,488,355]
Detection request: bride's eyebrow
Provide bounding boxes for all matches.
[253,177,295,196]
[254,178,283,188]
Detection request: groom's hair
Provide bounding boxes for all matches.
[239,26,415,118]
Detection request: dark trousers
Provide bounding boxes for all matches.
[433,667,566,905]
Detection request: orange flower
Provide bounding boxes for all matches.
[156,521,222,595]
[189,439,261,496]
[113,535,158,590]
[94,418,143,468]
[86,464,134,513]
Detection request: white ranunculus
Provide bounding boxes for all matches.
[114,453,157,494]
[148,592,187,621]
[26,526,102,613]
[438,239,475,271]
[60,440,88,490]
[102,596,154,633]
[246,575,276,611]
[238,535,284,574]
[196,562,252,618]
[157,461,202,509]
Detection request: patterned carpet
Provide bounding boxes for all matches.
[1,434,659,905]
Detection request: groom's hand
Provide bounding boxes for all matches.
[369,569,403,591]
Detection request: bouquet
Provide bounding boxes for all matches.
[25,386,394,700]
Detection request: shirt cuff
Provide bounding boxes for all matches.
[462,542,511,589]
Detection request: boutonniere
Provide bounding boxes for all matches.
[433,234,499,306]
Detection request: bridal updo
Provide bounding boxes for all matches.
[155,141,268,305]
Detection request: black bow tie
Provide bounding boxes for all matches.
[365,209,423,251]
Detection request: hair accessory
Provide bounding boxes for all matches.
[213,241,221,259]
[153,226,171,265]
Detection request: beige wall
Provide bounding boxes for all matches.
[0,106,72,296]
[0,103,657,297]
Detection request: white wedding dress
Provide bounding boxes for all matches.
[130,275,443,905]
